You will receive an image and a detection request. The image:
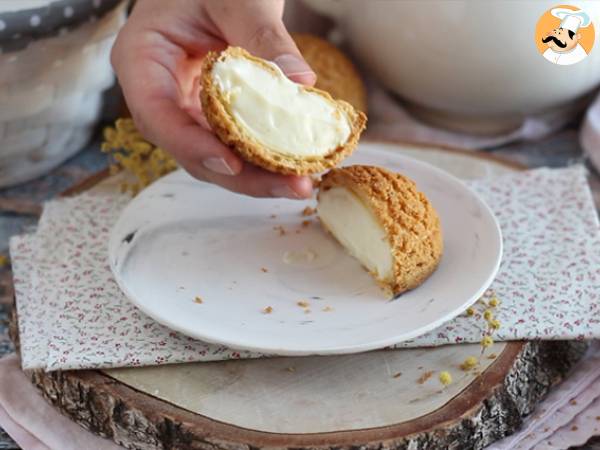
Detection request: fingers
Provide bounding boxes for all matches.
[111,32,244,176]
[185,161,314,199]
[111,0,316,199]
[204,0,316,85]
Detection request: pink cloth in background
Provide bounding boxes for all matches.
[365,79,600,173]
[364,81,583,150]
[0,354,121,450]
[581,92,600,173]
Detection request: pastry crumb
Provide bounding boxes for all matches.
[488,353,498,359]
[322,306,334,312]
[261,267,268,273]
[417,371,433,384]
[302,206,316,216]
[297,300,310,308]
[193,296,203,304]
[273,225,286,236]
[571,425,579,431]
[286,366,296,373]
[263,306,273,314]
[393,372,402,378]
[570,399,577,405]
[301,220,311,228]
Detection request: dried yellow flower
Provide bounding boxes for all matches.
[483,310,493,321]
[466,307,475,316]
[102,118,178,195]
[460,356,479,371]
[481,336,494,348]
[490,319,501,330]
[489,297,500,307]
[439,371,453,386]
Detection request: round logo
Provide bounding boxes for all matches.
[535,4,595,65]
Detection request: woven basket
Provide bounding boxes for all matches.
[0,0,127,187]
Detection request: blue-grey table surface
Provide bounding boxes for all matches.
[0,122,598,449]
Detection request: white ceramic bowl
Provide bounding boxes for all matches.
[303,0,600,133]
[0,0,126,187]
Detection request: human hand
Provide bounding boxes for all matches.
[111,0,316,198]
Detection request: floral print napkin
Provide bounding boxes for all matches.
[9,165,600,371]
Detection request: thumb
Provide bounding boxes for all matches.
[206,0,316,85]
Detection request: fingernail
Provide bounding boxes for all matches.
[203,157,236,176]
[273,54,316,78]
[270,185,302,199]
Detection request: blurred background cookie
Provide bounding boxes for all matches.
[292,33,368,114]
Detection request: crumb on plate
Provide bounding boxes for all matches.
[302,206,316,216]
[417,371,433,384]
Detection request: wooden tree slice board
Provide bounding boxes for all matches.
[10,142,588,450]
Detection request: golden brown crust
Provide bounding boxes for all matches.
[291,33,368,113]
[318,165,443,297]
[200,47,367,175]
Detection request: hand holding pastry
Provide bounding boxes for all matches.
[111,0,316,199]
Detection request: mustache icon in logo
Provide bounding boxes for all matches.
[542,34,568,48]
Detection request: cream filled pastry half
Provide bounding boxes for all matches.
[317,165,443,297]
[200,47,367,175]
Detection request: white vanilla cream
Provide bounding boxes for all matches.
[212,56,351,158]
[317,187,393,280]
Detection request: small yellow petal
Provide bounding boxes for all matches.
[460,356,478,371]
[490,319,501,330]
[483,310,493,321]
[466,307,475,316]
[439,371,453,386]
[481,336,494,348]
[103,127,117,142]
[489,297,500,307]
[0,254,9,267]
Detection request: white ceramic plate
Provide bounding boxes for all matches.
[109,142,502,355]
